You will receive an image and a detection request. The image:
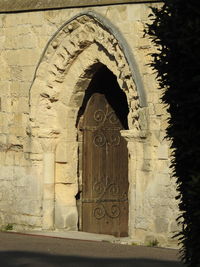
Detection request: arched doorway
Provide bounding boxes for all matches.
[78,66,129,237]
[29,13,143,237]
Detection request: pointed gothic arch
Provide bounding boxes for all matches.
[29,12,148,234]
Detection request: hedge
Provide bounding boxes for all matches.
[146,1,200,266]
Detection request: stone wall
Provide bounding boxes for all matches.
[0,2,179,247]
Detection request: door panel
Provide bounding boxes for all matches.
[82,93,128,237]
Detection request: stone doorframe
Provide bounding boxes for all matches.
[29,11,149,237]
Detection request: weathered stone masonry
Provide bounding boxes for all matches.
[0,0,179,247]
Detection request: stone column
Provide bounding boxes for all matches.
[41,139,57,230]
[121,129,145,238]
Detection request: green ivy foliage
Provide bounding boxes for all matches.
[145,0,200,266]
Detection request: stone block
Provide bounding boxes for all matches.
[149,116,161,131]
[0,166,13,180]
[40,23,57,36]
[21,33,38,49]
[4,48,41,66]
[151,131,160,147]
[155,172,170,186]
[142,159,152,172]
[12,212,42,231]
[117,5,128,21]
[0,16,3,28]
[22,139,31,153]
[0,81,11,97]
[135,216,148,230]
[31,139,43,154]
[127,4,150,21]
[155,103,165,116]
[14,197,42,217]
[157,144,169,160]
[138,108,148,131]
[170,221,180,233]
[55,204,78,230]
[56,108,69,129]
[43,184,54,200]
[0,134,7,144]
[24,138,42,154]
[13,167,27,186]
[19,154,30,167]
[4,35,19,50]
[107,6,121,21]
[55,184,77,206]
[11,97,29,113]
[10,81,29,97]
[26,215,42,227]
[21,66,36,82]
[62,128,77,143]
[42,198,54,229]
[5,151,15,165]
[143,145,152,160]
[15,213,42,228]
[55,163,68,183]
[161,118,169,130]
[0,151,6,165]
[0,34,5,49]
[29,153,43,161]
[155,217,169,233]
[10,126,25,137]
[148,92,159,104]
[155,160,170,175]
[14,151,24,166]
[55,142,68,163]
[65,167,77,184]
[60,142,78,182]
[159,131,168,143]
[13,113,23,125]
[0,96,12,113]
[148,103,155,115]
[0,55,11,81]
[4,12,43,27]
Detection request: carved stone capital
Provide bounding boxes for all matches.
[121,129,137,140]
[40,138,57,153]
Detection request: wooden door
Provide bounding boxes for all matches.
[82,93,128,237]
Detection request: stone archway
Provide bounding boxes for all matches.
[29,12,147,236]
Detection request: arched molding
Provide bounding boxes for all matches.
[30,12,149,141]
[28,12,149,232]
[30,11,147,107]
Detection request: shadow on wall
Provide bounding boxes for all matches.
[0,251,184,267]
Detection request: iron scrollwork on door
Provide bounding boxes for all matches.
[93,108,121,147]
[94,204,120,219]
[93,179,119,197]
[91,177,127,220]
[94,109,119,125]
[93,132,120,147]
[93,132,106,147]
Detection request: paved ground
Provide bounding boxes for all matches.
[0,232,185,267]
